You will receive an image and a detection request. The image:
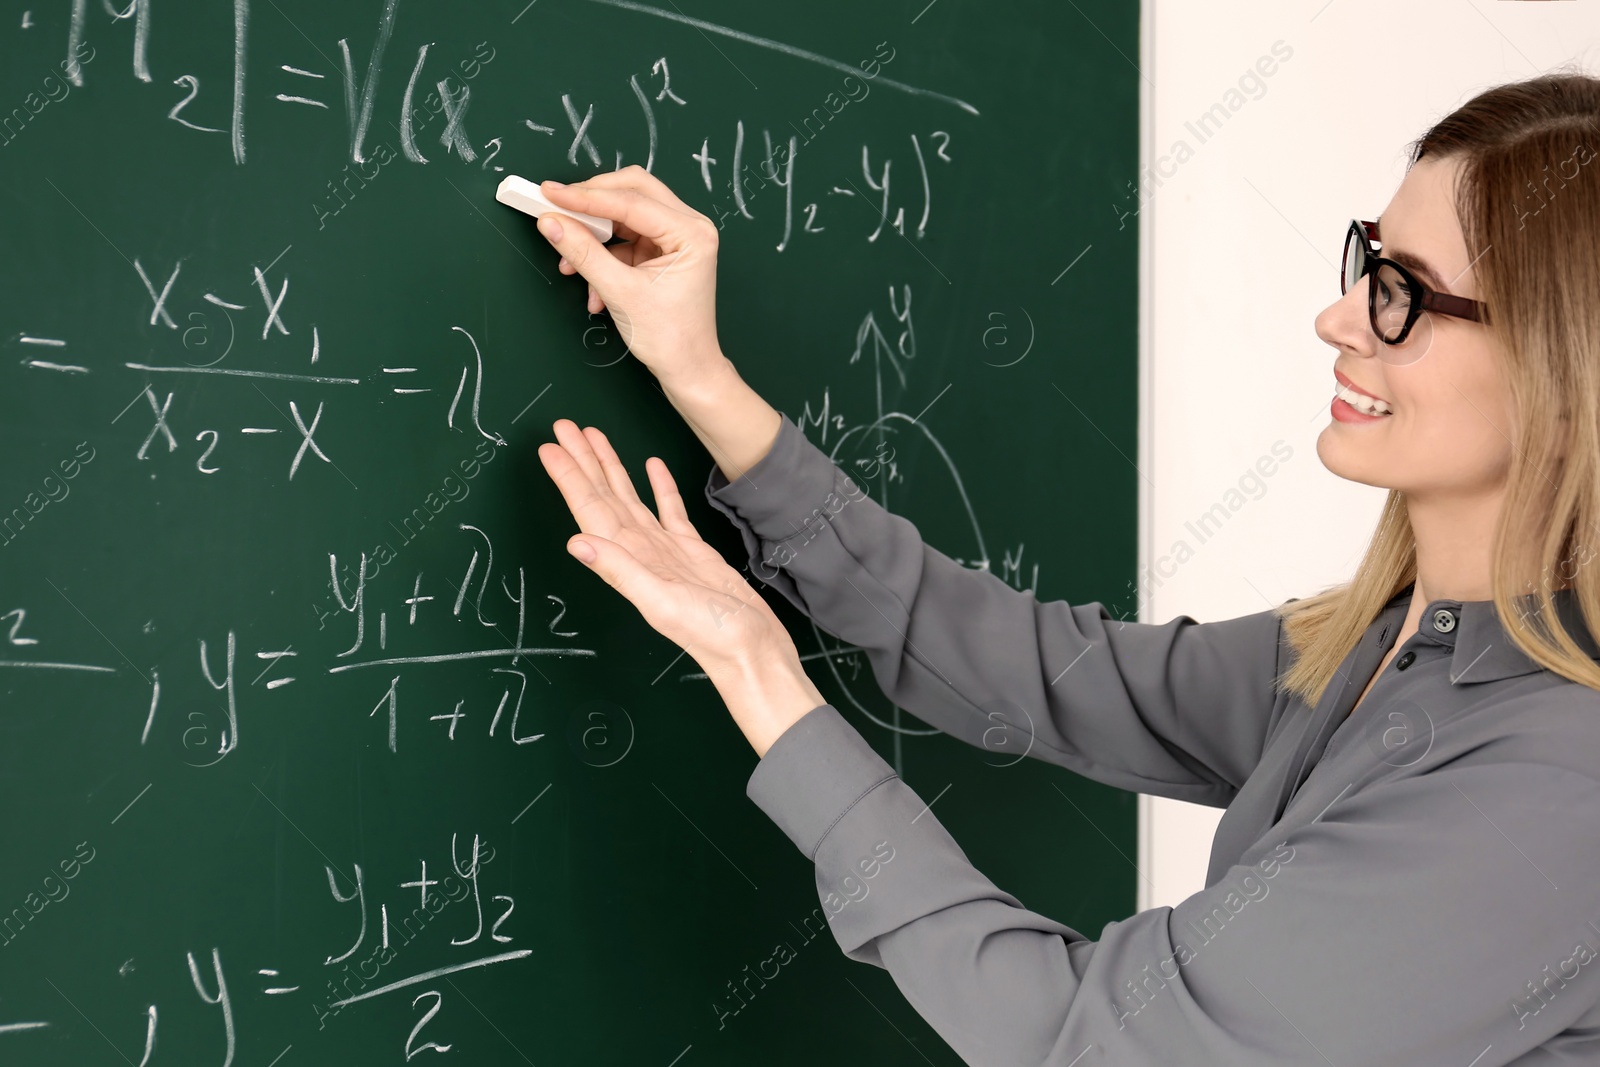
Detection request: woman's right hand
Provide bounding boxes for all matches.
[534,166,725,389]
[535,166,785,484]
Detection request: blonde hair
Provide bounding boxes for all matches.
[1276,71,1600,707]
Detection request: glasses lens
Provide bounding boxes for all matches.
[1342,226,1364,294]
[1370,262,1415,343]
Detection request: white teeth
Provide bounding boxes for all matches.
[1335,382,1393,416]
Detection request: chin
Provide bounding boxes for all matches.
[1314,433,1394,490]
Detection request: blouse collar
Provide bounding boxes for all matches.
[1379,581,1600,684]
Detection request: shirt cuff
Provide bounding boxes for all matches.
[745,703,896,861]
[705,411,857,542]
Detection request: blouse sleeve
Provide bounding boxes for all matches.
[705,412,1290,807]
[749,699,1600,1066]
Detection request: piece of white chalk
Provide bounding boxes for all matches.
[495,175,614,243]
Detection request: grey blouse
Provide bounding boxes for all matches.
[703,412,1600,1067]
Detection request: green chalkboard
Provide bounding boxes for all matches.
[0,0,1139,1062]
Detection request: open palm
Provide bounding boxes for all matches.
[537,419,790,681]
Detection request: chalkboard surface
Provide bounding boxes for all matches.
[0,1,1139,1062]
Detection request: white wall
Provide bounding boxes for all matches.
[1139,0,1600,911]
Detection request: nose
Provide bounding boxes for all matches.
[1315,274,1376,358]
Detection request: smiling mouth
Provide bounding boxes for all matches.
[1333,378,1393,416]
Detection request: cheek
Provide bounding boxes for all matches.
[1396,352,1513,474]
[1455,393,1517,472]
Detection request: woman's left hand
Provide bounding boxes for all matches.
[537,419,826,755]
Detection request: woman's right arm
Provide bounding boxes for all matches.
[532,168,1291,806]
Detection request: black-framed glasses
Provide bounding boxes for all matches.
[1341,219,1488,349]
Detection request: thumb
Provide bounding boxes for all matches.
[538,214,627,294]
[567,534,654,603]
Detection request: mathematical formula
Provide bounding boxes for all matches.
[0,1,1025,1062]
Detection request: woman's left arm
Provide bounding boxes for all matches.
[752,703,1600,1066]
[538,423,1600,1066]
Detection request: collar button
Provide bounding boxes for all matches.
[1396,650,1416,670]
[1431,608,1457,633]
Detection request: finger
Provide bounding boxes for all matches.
[535,211,632,295]
[581,425,650,511]
[550,418,612,492]
[536,440,625,539]
[610,218,647,245]
[553,165,699,216]
[566,241,641,276]
[541,183,697,253]
[566,532,664,614]
[646,456,700,539]
[559,245,646,277]
[606,222,673,257]
[610,240,663,268]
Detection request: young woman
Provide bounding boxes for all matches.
[531,73,1600,1065]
